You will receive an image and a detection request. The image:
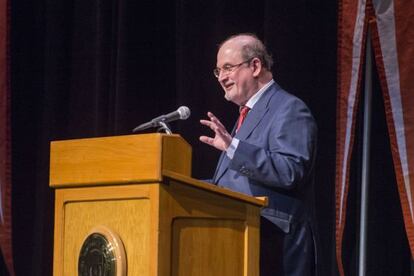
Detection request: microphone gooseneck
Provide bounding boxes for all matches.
[132,106,191,133]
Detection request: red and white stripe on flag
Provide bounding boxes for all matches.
[370,0,414,259]
[336,0,414,275]
[336,0,368,274]
[0,0,14,275]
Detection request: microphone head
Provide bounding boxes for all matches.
[177,106,191,120]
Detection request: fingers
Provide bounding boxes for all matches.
[199,111,231,151]
[200,119,213,128]
[207,112,226,130]
[200,117,219,132]
[201,112,228,135]
[199,135,214,146]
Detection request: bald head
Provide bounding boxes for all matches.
[215,33,274,106]
[219,33,273,71]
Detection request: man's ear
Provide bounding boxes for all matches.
[251,58,262,77]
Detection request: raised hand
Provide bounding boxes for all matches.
[199,112,232,151]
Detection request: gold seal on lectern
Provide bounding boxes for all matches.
[78,226,126,276]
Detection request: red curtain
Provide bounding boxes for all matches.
[0,0,14,275]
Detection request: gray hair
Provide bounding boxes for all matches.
[219,33,274,70]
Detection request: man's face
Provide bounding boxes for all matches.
[216,41,256,106]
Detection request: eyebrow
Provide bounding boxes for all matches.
[220,62,235,68]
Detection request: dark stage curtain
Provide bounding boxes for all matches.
[8,0,409,275]
[9,0,335,275]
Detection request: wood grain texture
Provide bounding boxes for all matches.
[163,169,267,207]
[49,133,191,187]
[53,184,160,276]
[50,134,265,276]
[171,218,245,276]
[52,179,263,276]
[157,178,262,276]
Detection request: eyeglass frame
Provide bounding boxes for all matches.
[213,58,253,78]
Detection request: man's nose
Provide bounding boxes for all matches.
[218,71,228,82]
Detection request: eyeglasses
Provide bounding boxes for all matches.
[213,59,252,78]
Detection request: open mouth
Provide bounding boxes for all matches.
[224,83,234,91]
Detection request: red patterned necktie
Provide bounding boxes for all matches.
[236,106,250,132]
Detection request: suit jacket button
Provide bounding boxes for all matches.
[240,166,250,175]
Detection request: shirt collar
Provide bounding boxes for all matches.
[245,79,274,109]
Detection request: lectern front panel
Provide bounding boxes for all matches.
[53,184,159,276]
[172,218,245,276]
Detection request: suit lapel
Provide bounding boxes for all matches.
[212,151,230,184]
[235,83,278,140]
[234,104,268,140]
[213,117,238,183]
[213,83,279,184]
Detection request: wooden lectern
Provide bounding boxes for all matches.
[49,133,266,276]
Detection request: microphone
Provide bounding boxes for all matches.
[132,106,191,133]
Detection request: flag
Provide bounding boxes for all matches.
[336,0,414,275]
[335,0,368,274]
[0,0,14,274]
[370,0,414,260]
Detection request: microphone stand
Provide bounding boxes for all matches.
[157,121,172,135]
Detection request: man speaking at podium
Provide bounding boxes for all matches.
[200,33,318,276]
